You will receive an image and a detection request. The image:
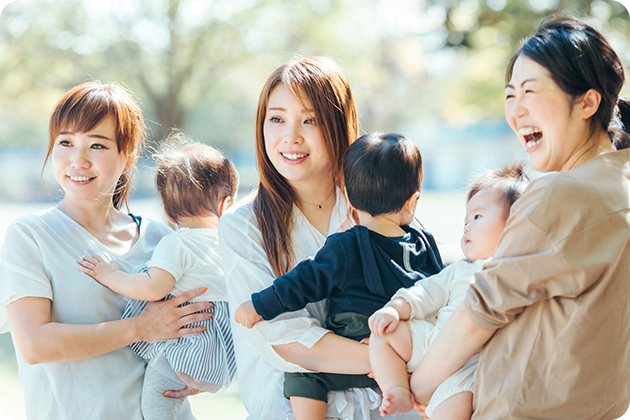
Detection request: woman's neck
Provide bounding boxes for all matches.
[561,130,616,172]
[292,178,337,236]
[58,197,122,233]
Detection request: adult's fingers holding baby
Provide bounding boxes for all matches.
[138,287,214,341]
[164,385,200,399]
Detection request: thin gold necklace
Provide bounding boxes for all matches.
[302,187,335,211]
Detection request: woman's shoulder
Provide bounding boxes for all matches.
[514,150,630,237]
[137,216,173,242]
[6,207,67,236]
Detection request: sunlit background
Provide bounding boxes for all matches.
[0,0,629,419]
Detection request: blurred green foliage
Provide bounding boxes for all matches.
[0,0,628,151]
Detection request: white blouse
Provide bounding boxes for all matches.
[0,208,195,420]
[219,191,421,420]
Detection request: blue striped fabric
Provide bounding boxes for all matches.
[122,297,236,390]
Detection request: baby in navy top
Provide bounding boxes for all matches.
[235,132,443,420]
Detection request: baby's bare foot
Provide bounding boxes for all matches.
[380,386,414,416]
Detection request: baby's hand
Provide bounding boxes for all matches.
[78,255,120,286]
[235,301,263,329]
[368,306,400,338]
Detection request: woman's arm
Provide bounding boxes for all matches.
[7,287,211,365]
[410,304,495,403]
[273,332,371,374]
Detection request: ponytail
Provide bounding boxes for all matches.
[610,97,630,150]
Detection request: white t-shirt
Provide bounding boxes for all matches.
[0,207,195,420]
[219,191,421,420]
[148,227,227,302]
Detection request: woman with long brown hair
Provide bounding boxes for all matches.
[219,57,390,419]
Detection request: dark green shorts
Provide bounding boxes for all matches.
[283,312,377,402]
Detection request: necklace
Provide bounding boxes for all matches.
[302,187,335,211]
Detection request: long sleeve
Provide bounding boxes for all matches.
[464,150,630,419]
[466,173,628,330]
[392,264,453,321]
[253,236,348,320]
[218,202,330,373]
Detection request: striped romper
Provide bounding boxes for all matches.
[122,228,236,393]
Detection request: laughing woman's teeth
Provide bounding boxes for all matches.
[518,127,543,147]
[282,153,307,161]
[70,176,91,181]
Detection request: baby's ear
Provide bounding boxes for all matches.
[404,191,421,214]
[218,196,233,217]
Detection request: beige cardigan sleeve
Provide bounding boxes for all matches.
[466,173,628,330]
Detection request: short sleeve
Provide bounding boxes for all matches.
[466,176,628,330]
[0,220,53,333]
[146,233,187,281]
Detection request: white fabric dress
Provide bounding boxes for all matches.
[219,191,422,420]
[393,259,485,417]
[0,207,195,420]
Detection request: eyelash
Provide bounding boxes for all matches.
[268,116,316,125]
[57,140,107,150]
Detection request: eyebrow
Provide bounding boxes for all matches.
[59,130,115,142]
[267,107,315,113]
[505,77,537,89]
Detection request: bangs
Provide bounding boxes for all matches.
[50,88,116,139]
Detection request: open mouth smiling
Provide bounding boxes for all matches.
[519,127,543,149]
[68,175,95,182]
[281,152,309,161]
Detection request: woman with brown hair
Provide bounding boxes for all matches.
[0,81,211,419]
[219,57,393,419]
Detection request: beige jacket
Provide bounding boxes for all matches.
[466,149,630,420]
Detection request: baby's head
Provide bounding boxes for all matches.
[155,131,239,226]
[462,162,530,262]
[343,132,422,224]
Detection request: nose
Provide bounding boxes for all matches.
[463,223,470,234]
[283,120,304,144]
[70,146,91,169]
[510,93,528,120]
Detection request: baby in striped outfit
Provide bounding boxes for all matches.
[79,132,238,419]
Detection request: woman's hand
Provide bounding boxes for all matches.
[369,306,400,338]
[412,395,430,419]
[234,300,263,329]
[164,386,201,398]
[137,287,214,342]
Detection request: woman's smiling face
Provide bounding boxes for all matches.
[52,115,127,206]
[263,83,332,190]
[505,56,589,173]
